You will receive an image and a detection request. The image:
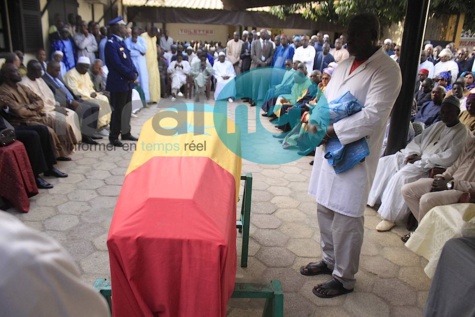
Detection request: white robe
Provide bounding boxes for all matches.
[309,48,402,217]
[168,60,190,92]
[125,36,150,101]
[368,121,468,222]
[213,60,236,100]
[0,212,110,317]
[434,59,459,83]
[293,46,316,73]
[419,60,435,79]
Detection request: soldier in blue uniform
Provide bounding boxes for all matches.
[105,16,138,147]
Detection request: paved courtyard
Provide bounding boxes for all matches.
[2,98,431,317]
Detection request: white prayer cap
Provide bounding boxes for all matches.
[424,43,433,50]
[323,34,330,39]
[53,50,63,57]
[439,48,453,58]
[384,38,392,44]
[256,32,260,36]
[243,30,249,35]
[77,56,91,64]
[218,51,225,56]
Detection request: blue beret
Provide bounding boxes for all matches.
[108,16,126,26]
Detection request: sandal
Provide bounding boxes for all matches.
[312,278,354,298]
[300,260,333,276]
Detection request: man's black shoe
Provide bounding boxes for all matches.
[110,139,124,147]
[44,167,68,178]
[121,134,138,141]
[82,135,98,145]
[91,134,103,140]
[36,177,53,189]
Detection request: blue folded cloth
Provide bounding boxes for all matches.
[310,91,369,174]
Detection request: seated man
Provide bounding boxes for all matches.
[459,93,475,132]
[1,116,67,189]
[413,85,445,128]
[190,53,213,102]
[272,63,312,119]
[43,61,101,141]
[368,96,469,232]
[0,63,75,160]
[21,60,84,144]
[63,56,111,130]
[261,59,296,116]
[167,54,190,101]
[414,78,433,112]
[402,133,475,227]
[213,52,236,102]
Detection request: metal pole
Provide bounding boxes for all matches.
[385,0,431,155]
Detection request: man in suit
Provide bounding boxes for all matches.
[105,16,138,147]
[240,31,252,73]
[249,29,275,107]
[43,61,101,142]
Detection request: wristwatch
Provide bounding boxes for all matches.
[446,181,454,190]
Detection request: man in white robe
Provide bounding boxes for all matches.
[63,56,111,129]
[0,211,110,317]
[21,60,83,143]
[167,54,190,101]
[125,27,150,102]
[304,14,402,298]
[293,35,316,74]
[368,96,469,231]
[434,49,459,83]
[213,52,236,101]
[226,32,243,76]
[141,26,161,103]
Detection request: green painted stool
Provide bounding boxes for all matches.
[237,173,253,268]
[94,278,283,317]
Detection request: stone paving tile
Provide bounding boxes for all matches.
[35,194,69,207]
[391,306,424,317]
[275,208,307,222]
[76,179,106,190]
[252,229,289,247]
[255,247,295,267]
[251,201,277,214]
[284,292,316,317]
[18,206,55,222]
[270,196,300,208]
[373,278,418,306]
[343,293,390,317]
[312,306,352,317]
[252,214,282,229]
[360,255,400,278]
[67,189,98,202]
[381,246,422,267]
[44,214,79,231]
[287,238,320,257]
[399,266,432,291]
[57,201,91,215]
[279,223,315,239]
[61,239,95,262]
[97,185,122,196]
[261,268,308,293]
[267,186,292,196]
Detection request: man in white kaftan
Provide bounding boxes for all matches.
[226,32,243,76]
[21,60,82,143]
[0,211,110,317]
[368,97,468,231]
[125,27,150,102]
[213,52,236,101]
[167,55,190,100]
[293,35,316,75]
[304,14,402,297]
[63,57,111,129]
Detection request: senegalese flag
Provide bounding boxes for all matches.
[108,104,241,317]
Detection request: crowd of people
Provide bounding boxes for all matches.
[1,10,475,310]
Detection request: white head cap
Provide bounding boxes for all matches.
[53,50,64,57]
[424,43,433,50]
[384,39,392,44]
[77,56,91,64]
[218,51,225,57]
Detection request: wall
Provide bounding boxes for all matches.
[77,0,104,25]
[383,21,404,46]
[163,23,229,44]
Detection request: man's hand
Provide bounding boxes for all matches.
[69,100,80,111]
[404,154,421,164]
[90,92,97,98]
[431,177,450,192]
